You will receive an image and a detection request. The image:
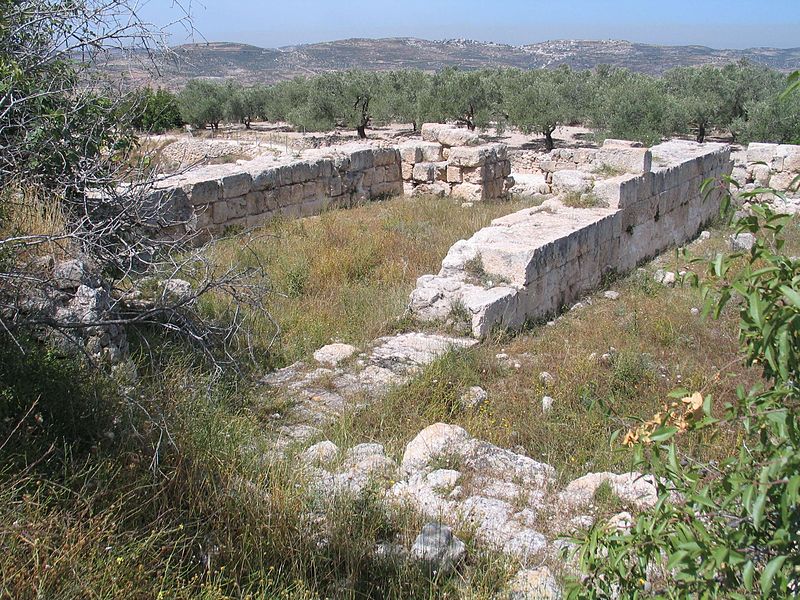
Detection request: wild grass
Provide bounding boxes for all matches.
[208,194,536,369]
[0,187,70,261]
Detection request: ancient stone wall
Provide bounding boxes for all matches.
[732,142,800,193]
[152,128,514,240]
[410,140,732,337]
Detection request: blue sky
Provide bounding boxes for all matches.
[143,0,800,49]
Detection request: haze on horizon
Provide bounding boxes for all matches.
[143,0,800,50]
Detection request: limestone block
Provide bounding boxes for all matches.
[781,148,800,173]
[252,167,278,191]
[398,143,423,164]
[770,171,799,192]
[275,185,292,207]
[373,166,386,184]
[451,182,483,202]
[402,162,414,180]
[303,181,318,199]
[501,160,512,178]
[350,149,375,172]
[747,143,777,165]
[448,146,491,168]
[385,163,402,182]
[289,183,304,204]
[412,162,438,183]
[277,165,294,187]
[446,166,463,183]
[602,139,644,148]
[752,164,772,186]
[411,182,451,197]
[374,147,399,167]
[246,191,265,215]
[420,142,444,162]
[329,176,343,197]
[292,161,312,184]
[551,170,593,194]
[362,168,374,188]
[187,180,220,206]
[421,123,445,143]
[461,166,486,185]
[221,172,253,199]
[438,127,480,147]
[594,147,652,174]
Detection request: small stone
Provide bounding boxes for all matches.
[600,353,613,365]
[653,269,665,283]
[410,522,466,574]
[496,353,509,360]
[541,396,555,413]
[460,386,488,409]
[661,271,676,287]
[699,230,711,240]
[730,232,756,252]
[461,202,474,208]
[690,307,700,316]
[539,371,555,387]
[373,542,407,562]
[607,511,634,533]
[570,302,584,311]
[603,290,620,301]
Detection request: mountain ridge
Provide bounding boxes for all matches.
[107,37,800,88]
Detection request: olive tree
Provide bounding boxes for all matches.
[423,67,502,130]
[177,79,226,130]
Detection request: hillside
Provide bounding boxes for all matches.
[105,37,800,88]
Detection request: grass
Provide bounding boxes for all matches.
[4,181,798,598]
[208,194,536,369]
[561,190,609,209]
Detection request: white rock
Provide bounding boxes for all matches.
[313,343,358,366]
[301,441,339,465]
[699,230,711,240]
[661,271,676,287]
[539,371,554,387]
[401,423,470,475]
[607,511,634,533]
[603,290,620,301]
[507,566,562,600]
[541,396,555,413]
[691,307,701,316]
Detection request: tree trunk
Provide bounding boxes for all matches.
[696,123,706,144]
[412,121,417,132]
[544,129,555,151]
[356,124,367,139]
[466,119,476,131]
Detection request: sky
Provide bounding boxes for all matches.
[142,0,800,49]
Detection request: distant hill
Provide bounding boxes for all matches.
[104,38,800,89]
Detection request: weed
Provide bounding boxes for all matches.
[562,191,609,209]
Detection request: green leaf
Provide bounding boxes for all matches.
[780,285,800,308]
[743,560,755,590]
[760,555,787,596]
[649,426,678,443]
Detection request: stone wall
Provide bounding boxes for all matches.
[152,128,513,240]
[732,142,800,194]
[410,140,732,337]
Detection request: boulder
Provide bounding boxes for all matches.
[401,423,470,475]
[507,567,562,600]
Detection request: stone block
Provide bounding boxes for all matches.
[350,149,375,172]
[187,180,220,206]
[448,146,490,168]
[412,162,444,183]
[252,167,278,191]
[330,176,343,197]
[594,147,652,174]
[446,166,463,183]
[451,182,483,202]
[747,143,777,165]
[402,162,414,180]
[552,170,594,194]
[398,143,423,164]
[221,172,253,199]
[420,142,444,162]
[411,182,451,197]
[289,183,304,204]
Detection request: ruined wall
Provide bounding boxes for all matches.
[732,142,800,194]
[410,140,732,337]
[400,124,514,201]
[153,128,513,240]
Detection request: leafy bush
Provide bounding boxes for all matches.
[565,183,800,597]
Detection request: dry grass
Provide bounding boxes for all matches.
[208,194,537,368]
[0,187,70,260]
[331,220,800,481]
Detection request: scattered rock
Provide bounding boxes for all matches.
[460,386,488,409]
[162,278,193,303]
[690,307,701,316]
[373,541,408,562]
[541,396,555,413]
[410,522,466,574]
[507,566,562,600]
[730,232,756,252]
[603,290,620,301]
[538,371,555,387]
[313,343,358,366]
[301,440,339,465]
[699,230,711,241]
[661,271,676,287]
